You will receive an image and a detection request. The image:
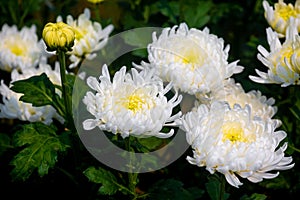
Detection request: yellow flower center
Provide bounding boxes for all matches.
[127,95,145,111]
[87,0,105,4]
[4,37,27,56]
[275,2,298,21]
[176,44,205,70]
[10,44,25,56]
[182,49,201,64]
[222,122,248,143]
[125,94,149,113]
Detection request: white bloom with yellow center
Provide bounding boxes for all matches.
[137,23,243,95]
[263,0,300,36]
[82,64,182,138]
[0,62,64,124]
[250,18,300,86]
[0,24,45,72]
[57,8,114,68]
[180,101,294,188]
[196,78,277,120]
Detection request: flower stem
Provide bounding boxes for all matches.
[219,175,226,200]
[57,49,74,130]
[125,136,139,199]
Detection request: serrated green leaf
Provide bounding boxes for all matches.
[10,122,69,181]
[83,166,119,195]
[10,73,61,107]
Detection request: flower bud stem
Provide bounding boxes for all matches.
[57,49,73,129]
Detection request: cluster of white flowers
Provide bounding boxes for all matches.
[250,0,300,86]
[82,15,294,187]
[263,0,300,37]
[175,0,297,187]
[0,8,113,125]
[0,0,295,190]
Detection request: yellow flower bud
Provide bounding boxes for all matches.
[87,0,105,4]
[42,22,75,52]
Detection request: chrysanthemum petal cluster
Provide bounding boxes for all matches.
[0,62,64,124]
[263,0,300,37]
[136,22,243,95]
[57,8,114,68]
[179,101,294,188]
[196,78,278,120]
[250,18,300,86]
[82,64,182,138]
[0,24,45,72]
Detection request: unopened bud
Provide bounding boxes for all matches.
[42,22,75,52]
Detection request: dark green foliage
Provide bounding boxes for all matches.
[148,178,204,200]
[10,122,69,181]
[84,166,120,195]
[10,73,59,107]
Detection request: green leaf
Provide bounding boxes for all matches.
[240,193,267,200]
[83,166,120,195]
[157,1,179,24]
[149,179,203,200]
[205,175,229,200]
[259,174,290,189]
[10,122,69,181]
[289,105,300,120]
[183,0,213,28]
[123,29,152,48]
[0,133,12,156]
[137,137,164,152]
[10,73,61,107]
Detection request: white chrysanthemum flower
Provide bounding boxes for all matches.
[0,24,45,72]
[250,18,300,86]
[82,64,182,138]
[196,78,277,120]
[179,101,294,188]
[57,8,114,68]
[0,62,64,124]
[263,0,300,37]
[136,23,243,95]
